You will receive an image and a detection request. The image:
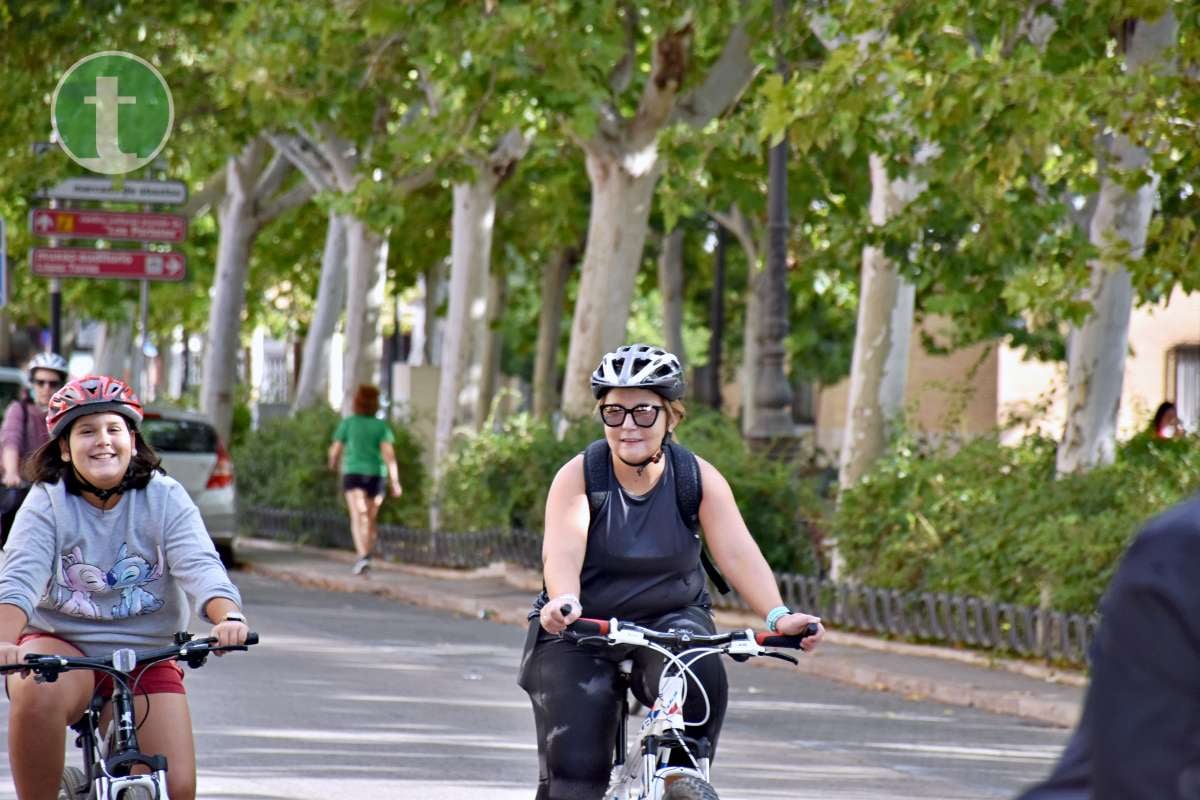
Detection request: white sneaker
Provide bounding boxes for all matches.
[352,556,371,576]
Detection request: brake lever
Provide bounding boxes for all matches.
[763,652,799,666]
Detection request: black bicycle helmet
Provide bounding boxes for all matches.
[590,343,685,401]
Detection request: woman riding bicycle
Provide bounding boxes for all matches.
[519,343,825,800]
[0,375,250,800]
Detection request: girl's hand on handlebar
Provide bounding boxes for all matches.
[209,620,250,656]
[775,613,825,650]
[0,642,20,668]
[539,594,581,635]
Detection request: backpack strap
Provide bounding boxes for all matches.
[583,439,611,516]
[666,442,731,596]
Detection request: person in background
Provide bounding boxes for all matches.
[1153,401,1180,439]
[327,385,402,575]
[0,353,69,546]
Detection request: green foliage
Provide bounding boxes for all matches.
[836,430,1200,614]
[438,415,595,533]
[232,406,428,528]
[438,407,822,575]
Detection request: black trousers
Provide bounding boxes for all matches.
[519,606,728,800]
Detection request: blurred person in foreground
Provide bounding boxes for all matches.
[1015,488,1200,799]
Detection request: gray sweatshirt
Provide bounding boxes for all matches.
[0,474,242,657]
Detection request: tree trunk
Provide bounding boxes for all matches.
[533,248,576,420]
[838,153,922,492]
[432,178,500,529]
[293,211,348,411]
[1056,12,1175,475]
[704,224,727,410]
[658,227,685,363]
[340,218,387,412]
[712,205,762,436]
[475,270,508,428]
[560,150,661,419]
[94,317,134,380]
[200,142,265,442]
[420,262,444,366]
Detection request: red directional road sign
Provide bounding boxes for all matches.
[29,208,186,244]
[31,248,186,282]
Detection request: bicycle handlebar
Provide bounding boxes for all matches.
[566,617,817,651]
[0,632,259,680]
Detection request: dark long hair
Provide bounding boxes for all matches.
[23,416,163,493]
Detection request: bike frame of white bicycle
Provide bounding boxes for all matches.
[606,670,710,800]
[597,620,729,800]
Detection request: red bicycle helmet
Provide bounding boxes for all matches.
[46,375,144,439]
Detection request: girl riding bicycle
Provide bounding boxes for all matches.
[0,376,250,800]
[518,344,825,800]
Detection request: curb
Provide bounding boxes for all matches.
[237,543,1082,729]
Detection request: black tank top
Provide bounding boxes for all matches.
[576,453,710,622]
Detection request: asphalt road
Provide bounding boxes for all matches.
[0,571,1070,799]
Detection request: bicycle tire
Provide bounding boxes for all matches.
[115,788,154,800]
[57,766,89,800]
[662,776,720,800]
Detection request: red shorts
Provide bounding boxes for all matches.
[14,633,185,698]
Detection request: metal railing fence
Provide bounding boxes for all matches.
[244,506,1096,666]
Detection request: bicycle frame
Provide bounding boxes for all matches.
[609,669,711,800]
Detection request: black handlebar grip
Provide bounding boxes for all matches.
[568,617,610,636]
[755,621,820,649]
[245,633,259,646]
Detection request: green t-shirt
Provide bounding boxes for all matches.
[333,415,395,477]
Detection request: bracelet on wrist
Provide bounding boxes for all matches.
[765,605,791,633]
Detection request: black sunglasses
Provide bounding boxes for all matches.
[600,404,663,428]
[32,379,63,388]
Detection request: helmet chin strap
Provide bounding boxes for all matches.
[69,465,133,502]
[617,431,672,477]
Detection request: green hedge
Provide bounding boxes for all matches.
[232,406,428,528]
[836,430,1200,614]
[438,408,823,575]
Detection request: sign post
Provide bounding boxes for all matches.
[30,248,186,281]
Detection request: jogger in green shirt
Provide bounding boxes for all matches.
[327,385,403,575]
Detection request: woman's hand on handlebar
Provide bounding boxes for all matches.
[539,594,581,635]
[775,613,825,650]
[208,620,251,656]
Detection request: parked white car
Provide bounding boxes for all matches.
[140,407,237,565]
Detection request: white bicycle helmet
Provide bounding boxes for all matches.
[28,352,69,380]
[590,343,685,401]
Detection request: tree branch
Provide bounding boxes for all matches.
[255,179,316,227]
[629,22,692,148]
[672,22,759,129]
[607,1,639,94]
[253,150,292,203]
[183,168,226,219]
[268,133,336,192]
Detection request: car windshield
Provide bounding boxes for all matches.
[141,418,218,454]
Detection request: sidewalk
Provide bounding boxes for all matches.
[235,536,1086,728]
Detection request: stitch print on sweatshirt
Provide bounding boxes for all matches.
[53,543,164,620]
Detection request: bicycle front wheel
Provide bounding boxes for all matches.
[115,788,154,800]
[662,776,720,800]
[57,766,89,800]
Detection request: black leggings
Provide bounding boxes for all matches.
[520,606,728,800]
